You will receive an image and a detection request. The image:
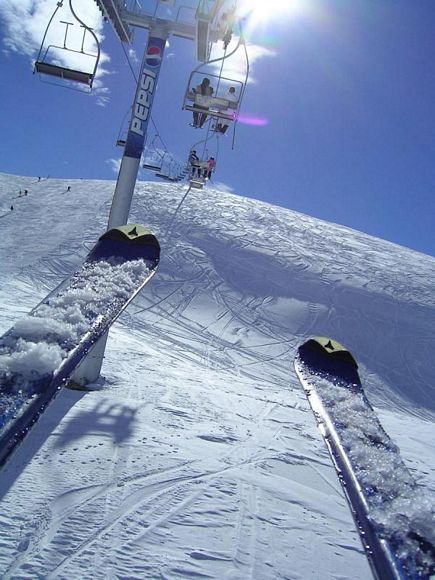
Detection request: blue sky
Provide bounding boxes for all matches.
[1,0,435,257]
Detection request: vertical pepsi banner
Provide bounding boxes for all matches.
[124,35,166,159]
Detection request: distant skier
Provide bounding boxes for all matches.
[67,186,71,192]
[10,205,13,211]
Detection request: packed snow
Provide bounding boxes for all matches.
[0,259,152,383]
[0,172,434,579]
[0,256,153,448]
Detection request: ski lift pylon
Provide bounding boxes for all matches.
[34,1,101,91]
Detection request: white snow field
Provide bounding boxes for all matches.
[0,172,434,579]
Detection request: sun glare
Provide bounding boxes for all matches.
[238,0,301,26]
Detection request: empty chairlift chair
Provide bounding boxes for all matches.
[34,1,101,91]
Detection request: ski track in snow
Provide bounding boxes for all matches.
[0,173,434,578]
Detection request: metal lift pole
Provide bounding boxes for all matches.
[70,0,224,386]
[109,26,168,228]
[71,26,168,386]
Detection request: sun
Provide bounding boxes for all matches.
[238,0,301,27]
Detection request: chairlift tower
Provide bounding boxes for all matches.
[71,0,230,385]
[90,0,227,228]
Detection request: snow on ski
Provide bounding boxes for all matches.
[0,224,160,467]
[294,337,435,580]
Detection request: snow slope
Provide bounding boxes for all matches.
[0,172,434,579]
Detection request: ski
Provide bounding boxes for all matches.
[0,224,160,467]
[294,337,435,580]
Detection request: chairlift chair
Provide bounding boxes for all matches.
[156,173,180,182]
[155,157,186,181]
[188,157,210,188]
[34,1,101,92]
[142,134,166,171]
[155,157,177,180]
[34,59,95,87]
[115,107,131,146]
[189,176,206,189]
[143,150,164,172]
[184,27,249,145]
[143,162,163,172]
[183,71,243,125]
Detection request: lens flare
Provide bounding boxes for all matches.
[237,114,268,127]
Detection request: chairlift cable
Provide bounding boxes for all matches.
[202,119,212,158]
[229,19,250,149]
[190,130,217,163]
[150,119,170,155]
[215,130,220,166]
[215,45,227,96]
[237,19,250,108]
[231,119,237,149]
[120,40,138,83]
[189,35,244,81]
[164,185,193,240]
[194,48,226,150]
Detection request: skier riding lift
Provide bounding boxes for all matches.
[192,77,214,128]
[216,86,238,134]
[203,156,216,179]
[188,150,200,177]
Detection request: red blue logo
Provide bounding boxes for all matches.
[146,46,162,67]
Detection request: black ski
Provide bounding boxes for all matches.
[0,224,160,467]
[295,337,435,580]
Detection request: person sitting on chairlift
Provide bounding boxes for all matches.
[192,77,213,128]
[203,157,216,180]
[216,87,237,134]
[188,150,200,177]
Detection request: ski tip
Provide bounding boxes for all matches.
[90,224,160,265]
[298,337,358,368]
[100,224,160,249]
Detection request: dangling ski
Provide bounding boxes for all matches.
[294,337,435,580]
[0,224,160,468]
